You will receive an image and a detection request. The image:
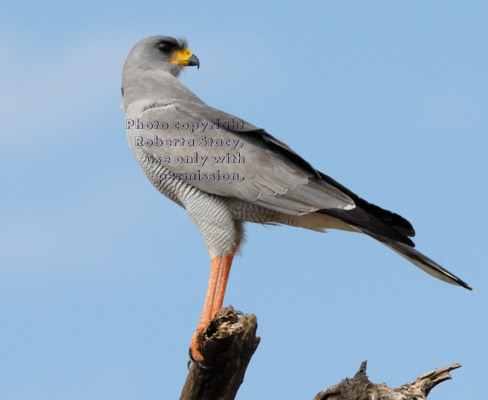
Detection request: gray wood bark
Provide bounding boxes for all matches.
[313,361,461,400]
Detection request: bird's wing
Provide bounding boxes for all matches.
[126,98,473,290]
[127,100,355,215]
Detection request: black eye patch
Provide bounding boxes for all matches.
[157,39,178,53]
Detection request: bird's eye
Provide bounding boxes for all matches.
[157,41,174,53]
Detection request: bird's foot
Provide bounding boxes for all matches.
[189,330,207,367]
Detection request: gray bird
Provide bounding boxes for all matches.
[122,36,471,361]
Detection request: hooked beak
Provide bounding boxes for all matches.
[169,48,200,69]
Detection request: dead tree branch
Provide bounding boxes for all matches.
[313,361,461,400]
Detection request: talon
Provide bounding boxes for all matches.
[188,344,210,369]
[197,360,210,369]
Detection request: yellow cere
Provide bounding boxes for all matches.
[169,48,193,65]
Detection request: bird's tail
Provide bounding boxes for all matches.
[318,205,472,290]
[353,225,472,290]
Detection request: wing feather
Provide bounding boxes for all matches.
[126,100,355,215]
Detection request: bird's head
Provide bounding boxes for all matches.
[123,35,200,78]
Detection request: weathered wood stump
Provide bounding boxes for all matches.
[180,306,260,400]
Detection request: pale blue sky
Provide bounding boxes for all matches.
[1,1,487,399]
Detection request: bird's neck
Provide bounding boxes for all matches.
[122,68,202,110]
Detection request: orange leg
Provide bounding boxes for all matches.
[189,257,222,362]
[211,252,235,317]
